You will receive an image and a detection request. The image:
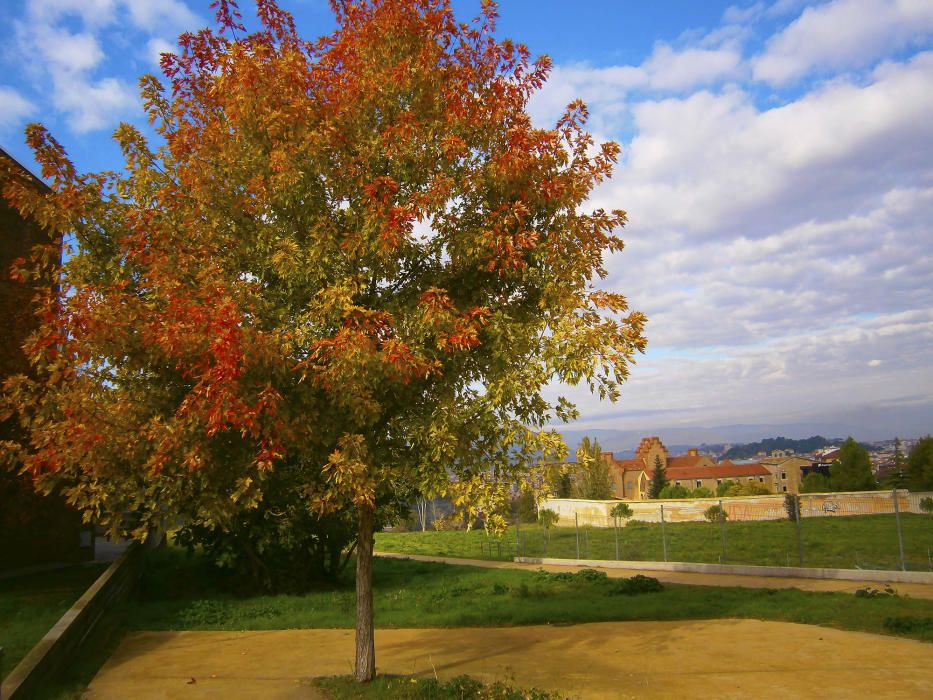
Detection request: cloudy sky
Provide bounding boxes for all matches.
[1,1,932,438]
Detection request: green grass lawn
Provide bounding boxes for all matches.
[119,547,933,642]
[376,514,933,571]
[0,564,107,677]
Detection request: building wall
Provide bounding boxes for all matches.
[1,151,92,571]
[669,473,771,494]
[759,456,809,494]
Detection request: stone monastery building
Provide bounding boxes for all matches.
[603,437,806,500]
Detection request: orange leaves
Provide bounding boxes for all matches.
[418,288,490,353]
[362,176,400,206]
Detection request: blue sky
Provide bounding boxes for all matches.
[2,1,932,438]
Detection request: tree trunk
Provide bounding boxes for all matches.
[355,501,376,682]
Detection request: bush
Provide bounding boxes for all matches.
[920,496,933,516]
[609,575,663,595]
[658,484,689,499]
[690,487,714,498]
[704,505,727,523]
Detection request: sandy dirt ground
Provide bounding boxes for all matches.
[84,619,932,699]
[376,552,933,600]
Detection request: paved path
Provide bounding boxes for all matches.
[375,552,933,600]
[85,620,932,699]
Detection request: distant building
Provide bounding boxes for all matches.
[668,460,773,493]
[598,436,809,499]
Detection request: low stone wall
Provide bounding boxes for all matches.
[1,543,142,699]
[540,490,930,527]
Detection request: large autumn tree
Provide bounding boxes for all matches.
[0,0,646,681]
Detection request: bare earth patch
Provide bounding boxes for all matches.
[84,620,931,699]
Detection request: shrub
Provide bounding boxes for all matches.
[704,505,727,523]
[920,496,933,517]
[658,484,689,499]
[609,575,663,595]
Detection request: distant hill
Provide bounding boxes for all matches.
[722,436,834,460]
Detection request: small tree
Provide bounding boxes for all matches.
[919,496,933,518]
[907,436,933,491]
[610,501,633,524]
[1,2,648,682]
[829,437,876,491]
[784,494,801,521]
[538,508,559,542]
[648,454,667,499]
[883,437,909,489]
[704,504,727,523]
[690,486,714,498]
[572,437,614,500]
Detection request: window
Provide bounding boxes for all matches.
[675,481,681,486]
[781,471,787,480]
[716,479,722,485]
[696,480,702,488]
[758,477,764,483]
[747,477,753,482]
[782,485,787,492]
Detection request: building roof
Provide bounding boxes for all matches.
[667,462,771,480]
[667,454,712,469]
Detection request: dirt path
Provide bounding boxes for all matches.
[84,620,932,699]
[376,552,933,600]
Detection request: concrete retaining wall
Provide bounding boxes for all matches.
[540,490,931,527]
[0,543,142,699]
[514,555,933,585]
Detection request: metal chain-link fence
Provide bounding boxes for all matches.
[501,491,933,571]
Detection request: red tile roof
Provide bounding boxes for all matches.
[667,462,771,480]
[667,454,713,469]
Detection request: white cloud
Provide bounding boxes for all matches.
[32,26,104,73]
[12,0,204,133]
[597,52,933,240]
[51,75,136,133]
[0,86,37,132]
[123,0,200,31]
[642,45,743,91]
[752,0,933,85]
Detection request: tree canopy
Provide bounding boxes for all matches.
[0,0,646,682]
[572,436,614,500]
[648,454,667,498]
[829,437,876,492]
[906,436,933,491]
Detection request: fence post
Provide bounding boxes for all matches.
[893,489,906,572]
[575,512,580,560]
[718,499,727,564]
[793,493,804,567]
[583,522,589,558]
[660,504,668,562]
